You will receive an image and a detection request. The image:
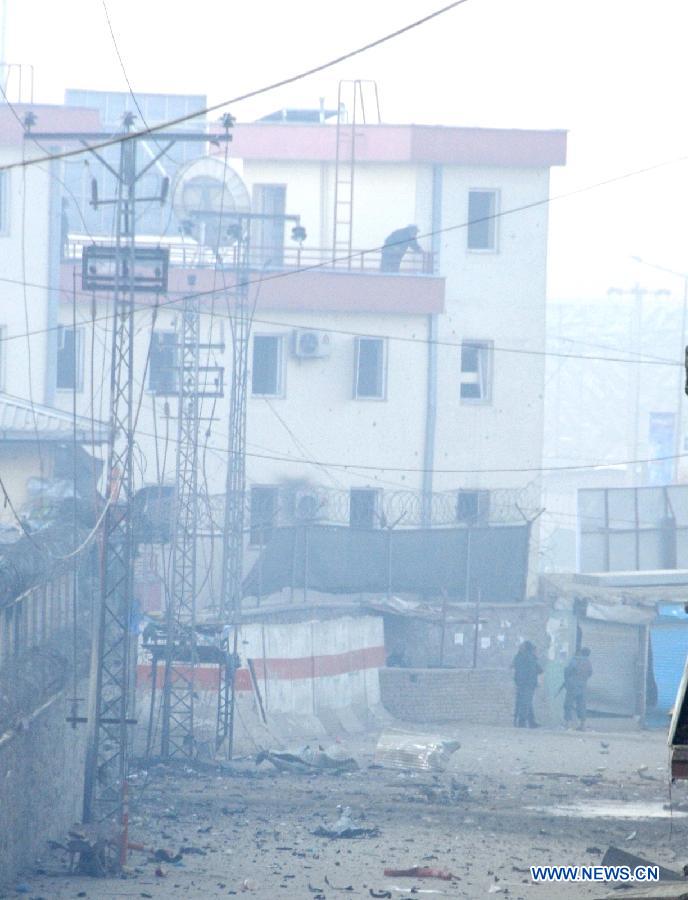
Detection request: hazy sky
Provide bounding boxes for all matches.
[4,0,688,301]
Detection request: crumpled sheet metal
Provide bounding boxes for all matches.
[374,730,460,772]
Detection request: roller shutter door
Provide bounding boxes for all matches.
[578,619,640,716]
[651,624,688,714]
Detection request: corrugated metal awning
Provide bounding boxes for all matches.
[0,393,108,443]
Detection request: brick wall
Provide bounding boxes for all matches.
[0,688,87,885]
[379,666,548,726]
[383,604,550,669]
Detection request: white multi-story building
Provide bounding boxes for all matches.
[0,97,566,596]
[0,104,110,519]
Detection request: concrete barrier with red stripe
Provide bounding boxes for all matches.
[137,614,387,753]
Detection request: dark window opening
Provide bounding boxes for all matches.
[460,340,491,401]
[252,335,282,396]
[355,337,385,399]
[457,490,490,525]
[149,332,178,395]
[467,190,497,250]
[56,326,82,391]
[350,488,378,529]
[250,485,278,545]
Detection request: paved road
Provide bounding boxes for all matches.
[9,722,688,899]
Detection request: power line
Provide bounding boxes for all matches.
[549,334,681,367]
[100,0,179,176]
[0,106,685,371]
[101,0,148,128]
[0,234,683,370]
[124,419,688,476]
[245,313,683,368]
[238,448,688,476]
[262,397,344,488]
[0,0,471,174]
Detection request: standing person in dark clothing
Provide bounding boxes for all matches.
[380,224,423,272]
[511,640,542,728]
[563,647,593,731]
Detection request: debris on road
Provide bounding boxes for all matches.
[256,745,358,774]
[382,866,456,880]
[325,874,355,891]
[56,824,121,876]
[313,805,380,839]
[374,731,460,772]
[601,846,685,881]
[407,775,470,806]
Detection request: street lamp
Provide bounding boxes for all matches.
[631,256,688,482]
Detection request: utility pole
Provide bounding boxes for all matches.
[158,113,235,760]
[159,273,226,760]
[160,285,202,760]
[81,114,142,833]
[217,215,251,759]
[216,208,304,758]
[29,116,229,857]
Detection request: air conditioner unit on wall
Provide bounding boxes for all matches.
[292,329,331,359]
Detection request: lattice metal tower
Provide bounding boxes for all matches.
[29,115,228,851]
[217,218,252,758]
[215,207,304,758]
[82,116,140,828]
[160,291,202,759]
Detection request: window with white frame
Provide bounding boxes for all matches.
[251,334,283,396]
[56,326,84,391]
[354,337,386,399]
[349,488,379,529]
[467,190,498,250]
[460,340,492,402]
[149,331,178,395]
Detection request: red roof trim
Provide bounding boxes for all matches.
[217,123,567,167]
[60,262,445,316]
[0,104,102,147]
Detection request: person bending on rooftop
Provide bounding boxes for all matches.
[380,224,422,272]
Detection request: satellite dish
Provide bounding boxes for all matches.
[171,157,251,253]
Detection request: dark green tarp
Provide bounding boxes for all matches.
[243,523,530,602]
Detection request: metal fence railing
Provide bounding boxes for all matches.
[0,569,74,670]
[64,236,436,276]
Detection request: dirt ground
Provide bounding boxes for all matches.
[8,720,688,900]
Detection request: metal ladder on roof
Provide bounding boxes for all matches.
[331,80,381,267]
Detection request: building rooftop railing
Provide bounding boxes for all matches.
[64,235,436,276]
